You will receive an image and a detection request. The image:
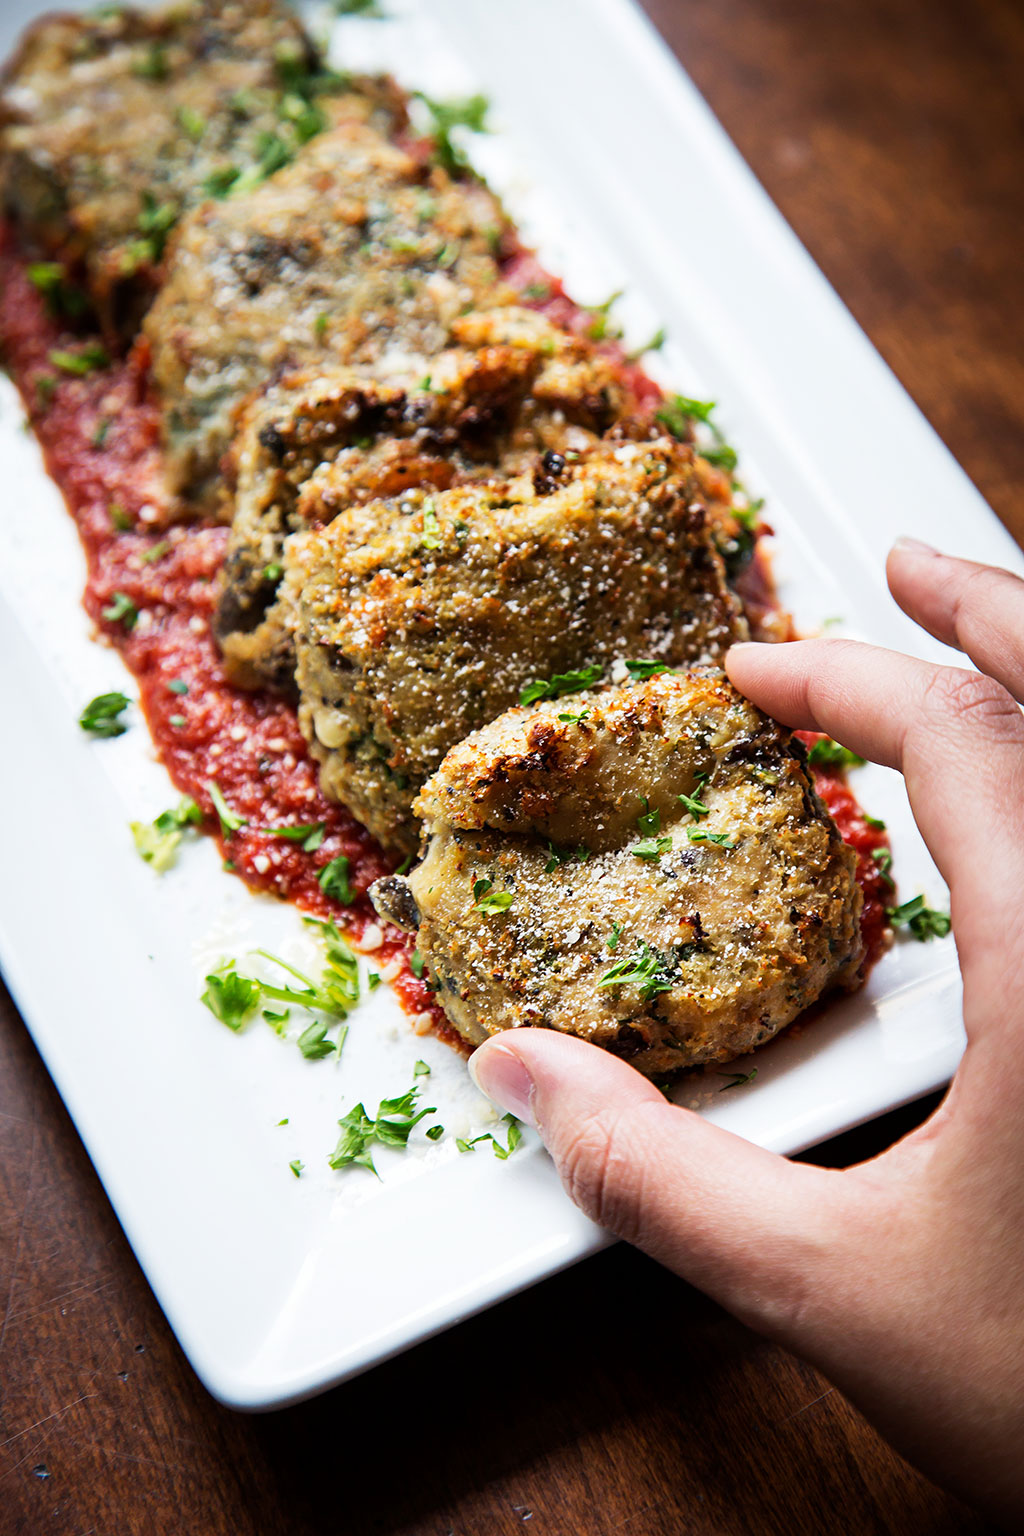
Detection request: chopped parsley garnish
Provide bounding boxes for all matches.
[871,847,895,887]
[334,0,387,14]
[523,281,550,301]
[109,503,133,530]
[520,664,603,706]
[599,941,674,1000]
[27,262,87,319]
[607,921,622,953]
[177,105,206,140]
[133,41,170,80]
[169,714,186,729]
[865,813,887,831]
[806,737,866,770]
[414,1059,431,1076]
[425,1124,444,1141]
[329,1083,437,1175]
[35,374,57,406]
[886,895,951,942]
[557,708,590,724]
[582,289,624,342]
[130,796,202,873]
[686,828,734,848]
[702,443,738,473]
[202,165,241,199]
[421,502,443,549]
[655,395,716,437]
[677,779,710,820]
[626,326,666,361]
[268,822,325,852]
[624,659,670,681]
[410,950,427,980]
[319,854,355,904]
[79,690,130,738]
[297,1018,341,1061]
[457,1114,522,1159]
[476,887,514,914]
[256,918,361,1023]
[718,1068,758,1092]
[139,539,170,564]
[208,780,247,836]
[49,343,109,376]
[167,678,188,695]
[127,191,179,268]
[413,91,491,174]
[201,964,262,1030]
[636,800,661,837]
[544,843,590,874]
[102,591,138,629]
[630,836,672,861]
[289,1159,304,1178]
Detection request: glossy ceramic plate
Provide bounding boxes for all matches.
[0,0,1018,1409]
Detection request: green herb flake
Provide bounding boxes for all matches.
[133,41,170,80]
[414,1059,431,1076]
[626,326,666,361]
[871,847,895,887]
[334,0,387,14]
[886,895,951,942]
[608,921,622,953]
[277,1117,289,1126]
[476,888,513,914]
[456,1113,523,1160]
[425,1124,444,1141]
[319,854,355,904]
[177,104,206,140]
[79,690,130,738]
[686,828,735,849]
[520,664,603,706]
[130,795,201,873]
[201,963,262,1030]
[718,1068,757,1092]
[636,799,661,837]
[297,1019,336,1060]
[109,502,133,530]
[630,836,673,862]
[557,708,590,724]
[49,343,109,376]
[410,949,427,979]
[413,90,491,174]
[600,940,675,1001]
[102,591,138,629]
[624,659,670,681]
[208,781,246,836]
[289,1159,304,1178]
[807,737,866,770]
[167,678,188,695]
[329,1083,436,1175]
[139,539,170,565]
[864,813,887,831]
[268,821,325,852]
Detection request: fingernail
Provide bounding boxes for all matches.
[468,1041,536,1126]
[891,536,938,558]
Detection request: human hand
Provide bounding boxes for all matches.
[469,538,1024,1526]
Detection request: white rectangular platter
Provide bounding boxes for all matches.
[1,0,1021,1410]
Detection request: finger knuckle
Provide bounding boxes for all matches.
[922,666,1023,743]
[556,1103,653,1246]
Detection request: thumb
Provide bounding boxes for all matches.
[469,1029,875,1343]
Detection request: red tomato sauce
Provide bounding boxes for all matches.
[0,216,887,1053]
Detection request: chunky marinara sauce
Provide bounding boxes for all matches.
[0,219,888,1052]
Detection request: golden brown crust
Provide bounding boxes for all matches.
[294,437,748,855]
[374,671,864,1077]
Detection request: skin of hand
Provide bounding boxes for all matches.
[469,538,1024,1526]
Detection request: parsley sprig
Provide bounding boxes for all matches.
[457,1114,522,1159]
[201,919,361,1050]
[599,941,675,1001]
[886,895,951,942]
[79,691,130,738]
[131,796,202,872]
[329,1083,438,1175]
[806,736,866,770]
[520,664,603,706]
[413,91,490,174]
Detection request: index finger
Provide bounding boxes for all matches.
[726,638,1024,967]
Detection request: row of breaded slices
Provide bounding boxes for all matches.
[1,0,865,1073]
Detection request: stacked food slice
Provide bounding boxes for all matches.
[0,0,867,1075]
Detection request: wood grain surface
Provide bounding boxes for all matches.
[2,1,1021,1532]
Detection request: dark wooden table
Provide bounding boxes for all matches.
[2,1,1021,1531]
